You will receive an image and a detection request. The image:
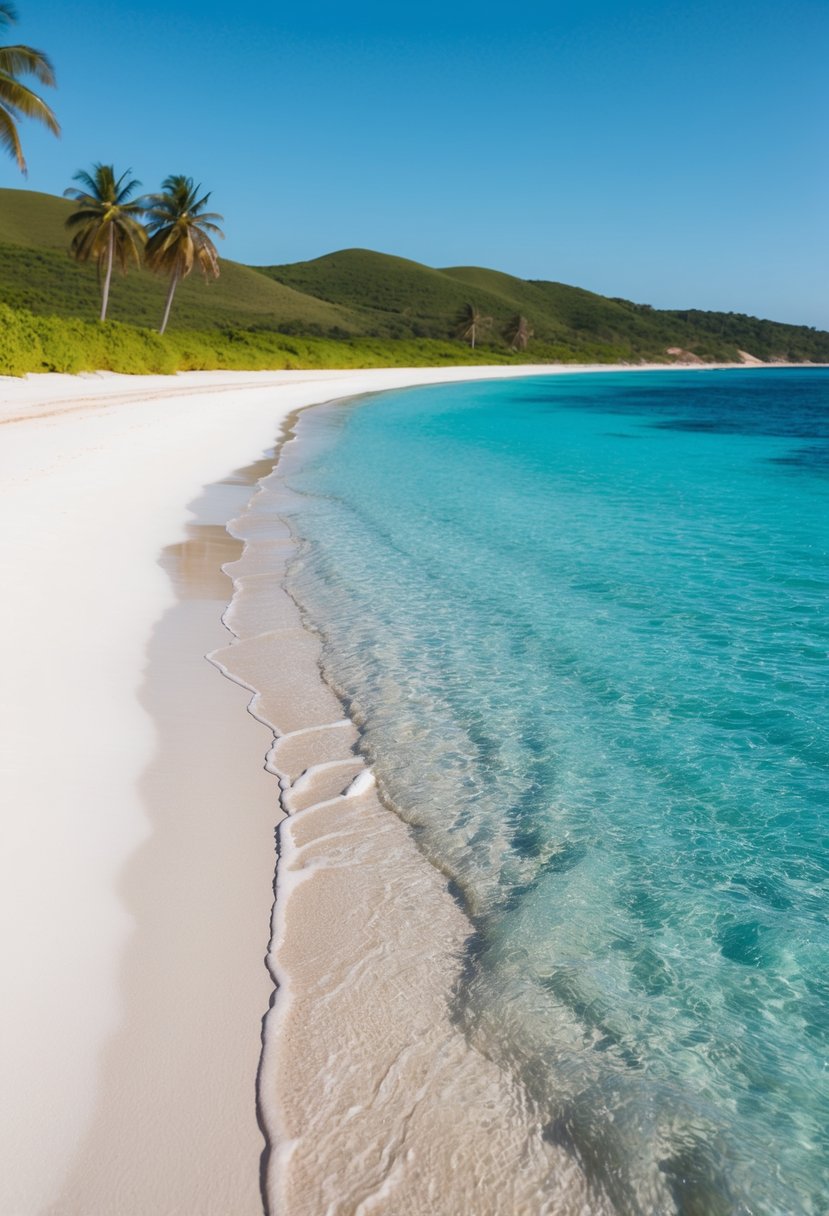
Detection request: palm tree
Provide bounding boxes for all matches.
[455,302,492,350]
[64,164,146,321]
[143,175,224,334]
[0,2,59,173]
[505,314,533,352]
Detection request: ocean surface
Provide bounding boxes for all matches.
[276,369,829,1215]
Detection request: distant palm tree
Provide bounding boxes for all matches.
[456,302,492,349]
[505,314,533,352]
[143,175,224,334]
[0,2,59,173]
[64,164,146,321]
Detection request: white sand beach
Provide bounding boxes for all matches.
[0,362,756,1214]
[0,365,568,1216]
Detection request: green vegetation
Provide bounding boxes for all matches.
[0,187,827,374]
[0,301,518,377]
[64,164,146,321]
[0,3,58,173]
[0,190,356,334]
[261,248,829,363]
[144,175,224,334]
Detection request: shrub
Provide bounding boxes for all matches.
[0,302,562,378]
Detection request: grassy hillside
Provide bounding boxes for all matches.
[264,249,829,362]
[0,189,360,335]
[261,249,594,344]
[260,248,487,335]
[1,188,827,366]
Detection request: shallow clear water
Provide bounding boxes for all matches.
[281,369,829,1215]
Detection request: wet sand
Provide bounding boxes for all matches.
[218,461,607,1215]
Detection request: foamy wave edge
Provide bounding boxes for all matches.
[208,404,609,1216]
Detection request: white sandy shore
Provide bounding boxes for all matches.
[0,361,778,1214]
[0,364,586,1216]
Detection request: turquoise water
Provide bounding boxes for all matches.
[282,369,829,1215]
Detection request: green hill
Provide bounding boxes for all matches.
[1,188,827,364]
[260,249,829,362]
[0,189,360,335]
[260,249,610,346]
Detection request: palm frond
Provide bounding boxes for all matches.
[0,100,23,168]
[120,199,145,217]
[0,44,56,87]
[67,168,101,196]
[64,205,109,226]
[66,163,140,205]
[112,168,142,205]
[190,194,217,216]
[0,71,58,131]
[113,222,145,273]
[0,10,58,172]
[69,224,108,262]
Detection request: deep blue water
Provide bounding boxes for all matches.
[282,369,829,1215]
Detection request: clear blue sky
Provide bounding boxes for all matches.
[6,0,828,327]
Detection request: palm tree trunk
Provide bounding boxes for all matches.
[159,269,179,335]
[100,225,114,322]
